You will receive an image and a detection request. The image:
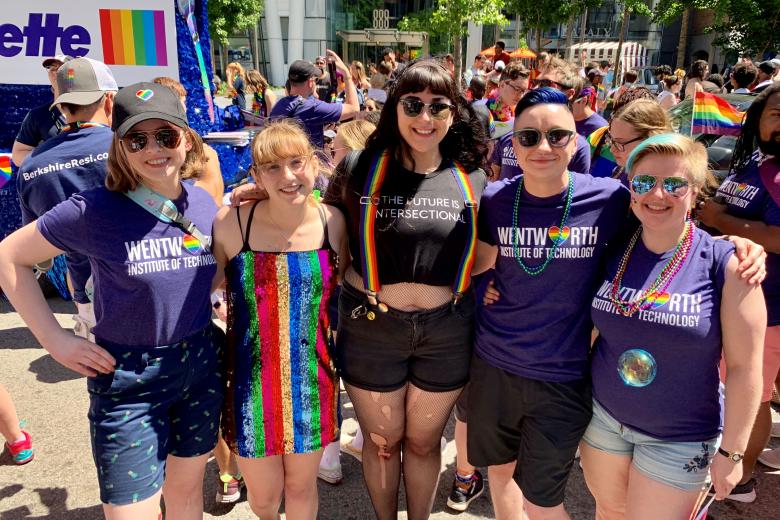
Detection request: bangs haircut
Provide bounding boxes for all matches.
[365,58,487,172]
[252,119,315,166]
[625,133,708,189]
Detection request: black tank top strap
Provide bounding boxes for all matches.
[239,202,261,252]
[315,202,334,252]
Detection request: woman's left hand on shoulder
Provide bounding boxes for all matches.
[725,235,767,285]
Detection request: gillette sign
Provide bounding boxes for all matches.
[1,1,178,86]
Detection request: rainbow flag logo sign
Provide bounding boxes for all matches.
[0,155,13,189]
[691,91,744,136]
[99,9,168,66]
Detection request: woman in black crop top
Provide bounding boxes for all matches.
[323,59,488,519]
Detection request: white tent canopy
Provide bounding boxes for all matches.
[568,41,648,70]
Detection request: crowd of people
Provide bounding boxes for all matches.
[0,42,779,520]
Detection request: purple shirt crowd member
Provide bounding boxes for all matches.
[575,111,608,137]
[270,50,359,148]
[323,59,488,519]
[468,88,629,520]
[16,57,117,304]
[697,83,780,494]
[582,134,764,517]
[0,82,224,517]
[491,130,590,181]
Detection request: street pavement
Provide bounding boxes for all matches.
[1,297,778,519]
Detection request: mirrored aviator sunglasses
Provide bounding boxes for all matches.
[512,128,575,148]
[631,174,690,197]
[400,98,455,120]
[121,128,184,153]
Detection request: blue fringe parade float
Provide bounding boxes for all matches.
[0,0,252,298]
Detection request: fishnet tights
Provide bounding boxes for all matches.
[345,382,462,520]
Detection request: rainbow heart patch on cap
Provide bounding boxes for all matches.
[182,234,201,254]
[548,226,570,244]
[136,89,154,101]
[646,291,670,309]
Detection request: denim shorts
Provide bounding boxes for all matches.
[582,399,720,492]
[336,282,474,392]
[88,324,225,505]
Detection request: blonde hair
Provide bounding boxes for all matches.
[337,120,376,151]
[226,62,246,88]
[152,76,186,98]
[612,99,672,137]
[626,133,709,189]
[351,60,368,84]
[106,126,205,192]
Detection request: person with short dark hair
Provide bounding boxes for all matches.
[493,41,511,69]
[270,50,359,148]
[731,62,759,93]
[464,54,486,85]
[754,61,778,93]
[685,59,709,99]
[12,55,73,167]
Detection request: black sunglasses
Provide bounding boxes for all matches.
[121,128,183,153]
[605,132,645,152]
[399,98,455,120]
[532,78,570,90]
[512,128,575,148]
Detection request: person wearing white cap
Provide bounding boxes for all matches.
[16,57,118,337]
[11,54,73,166]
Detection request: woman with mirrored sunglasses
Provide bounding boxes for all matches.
[0,82,224,519]
[581,133,764,518]
[468,91,767,520]
[323,58,488,520]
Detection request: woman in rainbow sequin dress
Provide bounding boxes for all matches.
[211,120,348,519]
[582,134,765,518]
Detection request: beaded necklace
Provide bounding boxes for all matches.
[60,121,109,133]
[511,171,575,276]
[609,220,695,317]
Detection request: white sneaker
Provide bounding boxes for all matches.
[758,446,780,470]
[771,422,780,439]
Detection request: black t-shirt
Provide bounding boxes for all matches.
[324,150,487,286]
[232,76,246,108]
[15,104,65,147]
[316,71,332,101]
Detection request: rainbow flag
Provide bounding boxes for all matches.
[0,155,13,189]
[99,9,168,66]
[691,91,744,136]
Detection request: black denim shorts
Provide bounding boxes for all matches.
[336,282,474,392]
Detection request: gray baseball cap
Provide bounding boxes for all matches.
[42,54,73,68]
[52,57,118,108]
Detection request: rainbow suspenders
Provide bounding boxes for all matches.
[356,150,478,318]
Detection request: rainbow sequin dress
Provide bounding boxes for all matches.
[222,206,339,458]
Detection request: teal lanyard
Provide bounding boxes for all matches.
[125,184,212,250]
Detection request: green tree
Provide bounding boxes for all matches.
[505,0,569,53]
[612,1,652,84]
[654,0,780,59]
[397,9,450,56]
[208,0,264,75]
[399,0,508,84]
[343,0,384,30]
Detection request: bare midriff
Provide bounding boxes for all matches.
[343,266,453,311]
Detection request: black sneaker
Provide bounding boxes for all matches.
[726,478,757,503]
[446,470,484,512]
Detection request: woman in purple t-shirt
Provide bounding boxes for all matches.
[0,82,224,519]
[582,134,765,518]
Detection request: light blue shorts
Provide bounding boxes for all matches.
[581,399,720,492]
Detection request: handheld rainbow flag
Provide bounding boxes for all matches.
[0,155,13,190]
[691,91,744,136]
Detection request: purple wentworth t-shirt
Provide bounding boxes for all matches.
[269,95,342,148]
[591,229,734,441]
[476,173,629,381]
[701,154,780,325]
[37,183,218,346]
[491,133,591,181]
[575,112,608,138]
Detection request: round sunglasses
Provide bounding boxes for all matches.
[630,174,690,197]
[121,128,183,153]
[399,98,455,120]
[512,128,575,148]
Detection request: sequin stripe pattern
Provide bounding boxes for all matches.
[224,249,338,457]
[451,161,478,296]
[360,150,390,293]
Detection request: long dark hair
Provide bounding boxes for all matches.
[730,83,780,172]
[365,59,487,172]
